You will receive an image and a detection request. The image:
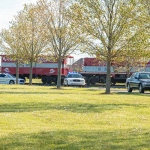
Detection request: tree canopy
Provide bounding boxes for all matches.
[37,0,81,88]
[71,0,150,93]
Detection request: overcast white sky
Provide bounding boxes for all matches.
[0,0,90,59]
[0,0,37,30]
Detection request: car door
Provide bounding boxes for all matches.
[129,73,135,88]
[0,74,3,84]
[132,73,140,88]
[0,74,6,84]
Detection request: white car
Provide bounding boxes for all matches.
[0,73,25,84]
[63,72,86,87]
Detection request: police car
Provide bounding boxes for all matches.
[0,73,25,84]
[63,72,86,87]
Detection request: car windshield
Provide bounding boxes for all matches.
[6,74,15,78]
[68,74,82,78]
[139,73,150,79]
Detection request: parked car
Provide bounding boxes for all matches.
[63,72,86,87]
[125,72,150,93]
[0,73,25,84]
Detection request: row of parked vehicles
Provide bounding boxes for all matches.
[64,71,150,93]
[0,71,150,93]
[2,54,150,86]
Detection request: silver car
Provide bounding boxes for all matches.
[126,72,150,93]
[0,73,25,84]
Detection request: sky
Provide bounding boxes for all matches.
[0,0,37,30]
[0,0,91,59]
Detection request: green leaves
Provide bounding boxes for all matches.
[71,0,150,93]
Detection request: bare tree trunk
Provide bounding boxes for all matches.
[126,65,130,78]
[16,60,19,84]
[29,62,33,85]
[105,59,111,94]
[57,58,62,89]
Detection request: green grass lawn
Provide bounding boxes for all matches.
[0,85,150,150]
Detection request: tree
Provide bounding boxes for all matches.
[140,0,150,21]
[11,3,48,85]
[0,25,24,84]
[109,0,150,77]
[37,0,81,89]
[71,0,148,93]
[112,28,150,77]
[0,38,3,52]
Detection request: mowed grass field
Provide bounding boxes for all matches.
[0,85,150,150]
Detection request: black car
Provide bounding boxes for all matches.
[125,72,150,93]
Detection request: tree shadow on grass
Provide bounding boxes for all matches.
[0,86,81,95]
[0,91,51,94]
[83,88,150,97]
[114,92,150,96]
[0,102,149,113]
[0,129,150,150]
[0,91,75,95]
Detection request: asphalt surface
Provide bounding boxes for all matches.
[26,83,150,94]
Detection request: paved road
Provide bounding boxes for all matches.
[88,86,150,94]
[31,83,150,94]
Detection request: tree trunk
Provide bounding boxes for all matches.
[16,60,19,84]
[57,58,62,89]
[105,59,111,94]
[126,63,131,78]
[29,62,33,85]
[126,69,130,78]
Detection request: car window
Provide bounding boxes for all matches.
[72,74,82,78]
[134,73,139,78]
[0,74,6,77]
[139,73,150,79]
[130,73,135,79]
[68,74,73,78]
[67,74,82,78]
[6,74,15,78]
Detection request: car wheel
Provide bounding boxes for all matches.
[100,77,106,83]
[9,80,15,84]
[67,81,69,87]
[127,83,132,92]
[64,82,67,86]
[42,76,47,84]
[64,81,69,87]
[139,84,144,93]
[63,80,67,86]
